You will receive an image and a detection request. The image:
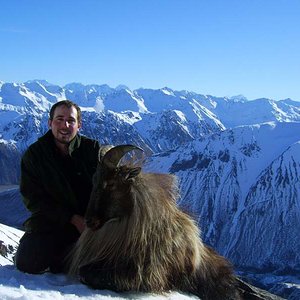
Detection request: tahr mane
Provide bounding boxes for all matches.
[68,172,204,291]
[67,145,242,299]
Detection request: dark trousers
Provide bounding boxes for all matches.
[15,224,80,274]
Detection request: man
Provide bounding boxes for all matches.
[15,100,100,274]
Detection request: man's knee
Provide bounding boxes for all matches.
[15,232,53,274]
[15,251,48,274]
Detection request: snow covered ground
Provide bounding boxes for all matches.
[0,223,198,300]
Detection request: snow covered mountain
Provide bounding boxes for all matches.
[144,123,300,299]
[145,122,300,272]
[0,80,300,298]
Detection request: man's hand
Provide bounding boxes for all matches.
[70,214,86,233]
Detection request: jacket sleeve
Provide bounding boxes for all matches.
[20,149,72,231]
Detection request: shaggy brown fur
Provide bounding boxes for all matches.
[67,162,241,299]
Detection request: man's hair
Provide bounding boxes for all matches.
[49,100,82,123]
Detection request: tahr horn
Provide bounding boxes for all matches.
[101,144,144,169]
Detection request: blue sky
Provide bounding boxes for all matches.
[1,0,299,101]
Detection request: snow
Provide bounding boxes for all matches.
[161,88,175,96]
[103,90,148,114]
[0,139,17,147]
[0,223,198,300]
[94,97,105,113]
[112,111,142,125]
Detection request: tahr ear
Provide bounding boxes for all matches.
[124,167,141,181]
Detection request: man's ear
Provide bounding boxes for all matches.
[78,121,82,130]
[48,119,52,128]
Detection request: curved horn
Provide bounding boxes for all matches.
[102,144,144,169]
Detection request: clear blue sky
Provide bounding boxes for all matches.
[1,0,299,101]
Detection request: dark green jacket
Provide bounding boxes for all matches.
[20,130,100,233]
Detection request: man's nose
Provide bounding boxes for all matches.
[63,121,70,127]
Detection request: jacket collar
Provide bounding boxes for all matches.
[68,132,81,156]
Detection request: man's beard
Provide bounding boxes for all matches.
[55,130,75,144]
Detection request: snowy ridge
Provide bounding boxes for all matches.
[1,80,300,152]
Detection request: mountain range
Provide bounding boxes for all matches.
[0,80,299,299]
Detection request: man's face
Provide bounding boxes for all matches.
[48,105,81,145]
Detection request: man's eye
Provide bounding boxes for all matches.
[68,120,76,124]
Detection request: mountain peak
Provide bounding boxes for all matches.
[115,84,130,91]
[25,79,54,86]
[160,87,175,96]
[229,95,248,102]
